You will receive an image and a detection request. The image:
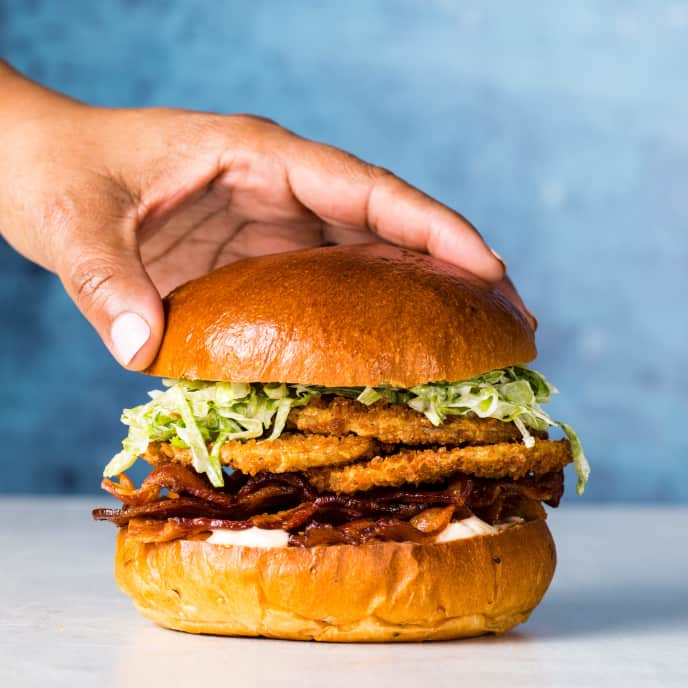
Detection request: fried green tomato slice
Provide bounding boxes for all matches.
[288,397,541,445]
[307,439,573,493]
[144,433,383,475]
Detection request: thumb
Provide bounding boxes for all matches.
[57,223,164,370]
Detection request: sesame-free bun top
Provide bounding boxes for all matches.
[147,243,535,387]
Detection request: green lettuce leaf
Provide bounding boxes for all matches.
[104,365,589,493]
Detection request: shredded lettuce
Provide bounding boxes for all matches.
[104,380,317,487]
[104,366,589,493]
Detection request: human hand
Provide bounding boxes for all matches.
[0,63,534,370]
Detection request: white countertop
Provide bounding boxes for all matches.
[0,500,686,688]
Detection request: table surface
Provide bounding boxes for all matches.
[1,500,686,688]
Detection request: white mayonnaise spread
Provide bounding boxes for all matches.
[206,527,290,548]
[207,516,524,548]
[433,515,523,543]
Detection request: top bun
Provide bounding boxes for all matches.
[146,243,535,387]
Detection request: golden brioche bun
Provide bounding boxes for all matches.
[124,244,549,642]
[115,520,556,641]
[146,243,535,386]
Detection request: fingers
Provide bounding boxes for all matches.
[277,135,506,283]
[55,211,164,370]
[139,113,504,285]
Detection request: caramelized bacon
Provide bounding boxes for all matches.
[94,485,456,530]
[409,505,456,533]
[94,464,564,546]
[92,496,230,526]
[101,463,316,509]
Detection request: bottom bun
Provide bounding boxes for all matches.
[114,520,556,642]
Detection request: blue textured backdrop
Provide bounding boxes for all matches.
[0,1,686,500]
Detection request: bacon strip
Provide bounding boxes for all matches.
[93,496,230,526]
[448,470,564,508]
[125,502,322,542]
[409,505,456,533]
[94,464,564,545]
[124,508,457,546]
[94,487,456,528]
[101,463,316,508]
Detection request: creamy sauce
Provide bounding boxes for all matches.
[434,516,497,542]
[433,515,523,543]
[206,527,290,548]
[207,515,524,548]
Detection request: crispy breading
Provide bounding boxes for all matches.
[307,439,573,493]
[144,433,382,475]
[288,396,541,445]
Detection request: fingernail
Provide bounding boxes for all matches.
[490,247,507,269]
[111,312,150,365]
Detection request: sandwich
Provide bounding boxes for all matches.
[93,243,589,641]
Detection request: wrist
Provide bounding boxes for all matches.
[0,60,87,133]
[0,61,89,258]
